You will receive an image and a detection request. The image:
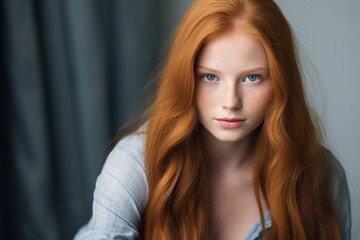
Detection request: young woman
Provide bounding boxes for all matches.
[75,0,351,239]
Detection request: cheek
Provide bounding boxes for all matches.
[260,89,274,116]
[195,86,212,113]
[195,96,207,118]
[261,89,274,108]
[249,86,273,114]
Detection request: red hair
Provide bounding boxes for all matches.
[143,0,341,239]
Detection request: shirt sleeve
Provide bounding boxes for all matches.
[326,150,352,240]
[74,135,148,240]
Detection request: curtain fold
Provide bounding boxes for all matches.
[3,1,59,239]
[0,0,164,239]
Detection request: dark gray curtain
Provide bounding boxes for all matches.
[0,0,168,239]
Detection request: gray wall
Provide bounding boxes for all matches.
[170,0,360,238]
[274,1,360,238]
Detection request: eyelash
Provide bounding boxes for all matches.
[199,73,263,83]
[243,74,262,83]
[200,73,217,82]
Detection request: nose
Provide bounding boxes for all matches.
[222,81,241,110]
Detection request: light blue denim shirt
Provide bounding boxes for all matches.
[74,132,351,240]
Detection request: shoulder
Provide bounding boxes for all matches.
[322,148,349,197]
[99,131,148,204]
[110,131,146,168]
[323,149,346,183]
[102,132,146,180]
[75,131,148,239]
[322,148,352,239]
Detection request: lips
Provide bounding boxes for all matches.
[215,118,246,128]
[216,118,245,122]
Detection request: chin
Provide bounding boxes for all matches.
[215,136,245,142]
[209,131,248,143]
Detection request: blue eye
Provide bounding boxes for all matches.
[244,74,261,83]
[201,74,216,81]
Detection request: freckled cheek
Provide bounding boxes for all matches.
[195,89,208,111]
[259,89,274,113]
[246,88,273,112]
[195,86,217,116]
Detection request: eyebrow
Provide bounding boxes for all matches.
[196,65,269,75]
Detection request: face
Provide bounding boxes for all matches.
[195,28,273,143]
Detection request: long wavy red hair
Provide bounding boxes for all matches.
[143,0,341,239]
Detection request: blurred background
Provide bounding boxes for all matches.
[0,0,359,239]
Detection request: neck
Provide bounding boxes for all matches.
[201,129,257,173]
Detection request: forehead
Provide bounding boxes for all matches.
[196,29,269,70]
